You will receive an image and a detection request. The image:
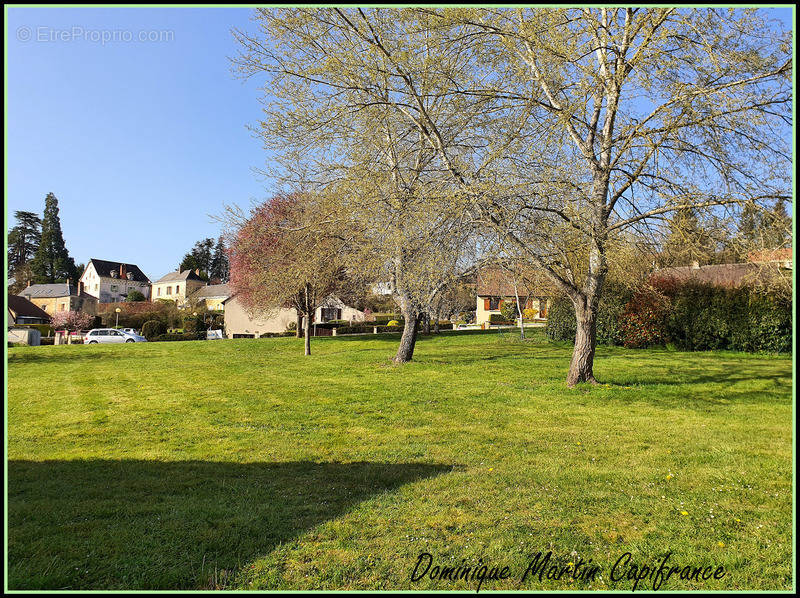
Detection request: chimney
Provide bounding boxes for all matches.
[120,264,126,278]
[691,261,700,269]
[27,280,31,288]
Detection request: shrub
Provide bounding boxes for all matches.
[126,290,146,302]
[489,313,514,324]
[153,332,205,342]
[182,315,208,334]
[141,320,166,340]
[522,308,539,321]
[373,314,401,325]
[619,287,670,348]
[500,301,519,322]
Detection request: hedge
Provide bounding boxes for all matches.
[545,281,791,353]
[152,332,206,342]
[489,313,515,325]
[659,282,791,353]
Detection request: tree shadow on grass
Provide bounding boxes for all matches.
[8,459,453,590]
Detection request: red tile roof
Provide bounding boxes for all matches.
[476,266,556,297]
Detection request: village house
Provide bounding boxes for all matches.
[475,266,555,328]
[17,282,98,315]
[79,259,151,303]
[150,269,206,307]
[186,283,230,311]
[223,294,365,338]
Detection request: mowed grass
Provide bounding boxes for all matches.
[6,330,793,591]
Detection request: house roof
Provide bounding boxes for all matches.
[153,270,206,284]
[17,283,76,298]
[188,284,230,299]
[476,266,556,297]
[7,295,51,321]
[747,248,792,264]
[652,262,788,287]
[88,259,150,283]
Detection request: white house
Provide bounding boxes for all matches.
[79,259,151,303]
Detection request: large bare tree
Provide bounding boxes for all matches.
[233,13,479,363]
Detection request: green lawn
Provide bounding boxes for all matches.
[6,330,793,590]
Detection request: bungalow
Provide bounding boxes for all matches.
[79,259,151,303]
[223,294,365,338]
[17,281,98,316]
[151,269,206,307]
[475,266,555,327]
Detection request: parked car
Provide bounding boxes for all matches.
[122,328,139,336]
[84,329,148,344]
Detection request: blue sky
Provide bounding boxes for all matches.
[6,7,268,280]
[5,7,794,281]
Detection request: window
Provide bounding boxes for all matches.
[166,286,172,295]
[94,284,98,291]
[60,303,66,311]
[111,285,118,291]
[175,285,180,294]
[321,307,342,321]
[157,287,161,297]
[488,297,501,310]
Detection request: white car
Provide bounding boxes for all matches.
[122,328,139,336]
[84,329,148,344]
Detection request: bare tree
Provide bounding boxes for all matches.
[233,12,479,363]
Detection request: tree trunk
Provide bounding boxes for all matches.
[566,295,599,386]
[393,303,419,363]
[304,313,311,355]
[303,283,312,356]
[422,312,430,335]
[295,312,302,338]
[433,311,440,334]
